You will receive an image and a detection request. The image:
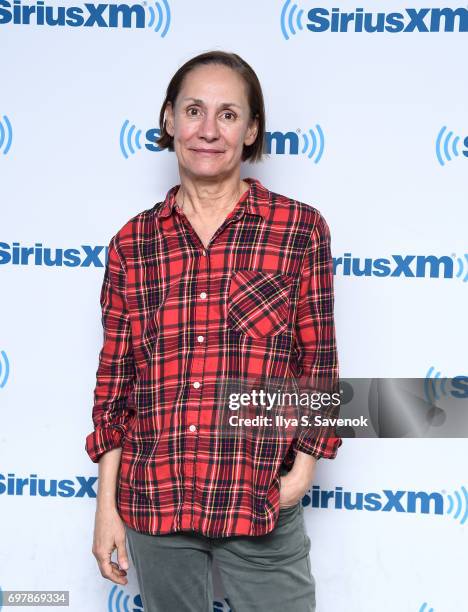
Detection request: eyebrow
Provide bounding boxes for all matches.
[181,97,242,109]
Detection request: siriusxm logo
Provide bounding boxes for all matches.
[0,0,171,35]
[304,485,468,523]
[0,241,108,267]
[0,473,97,497]
[121,120,325,162]
[280,2,468,39]
[334,252,468,281]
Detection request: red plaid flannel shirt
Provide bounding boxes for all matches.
[85,177,342,537]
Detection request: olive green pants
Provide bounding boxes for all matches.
[125,499,315,612]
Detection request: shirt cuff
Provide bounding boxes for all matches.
[294,435,343,460]
[85,425,125,463]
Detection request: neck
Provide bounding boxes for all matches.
[176,172,249,217]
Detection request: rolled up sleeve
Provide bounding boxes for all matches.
[85,235,137,463]
[293,212,342,460]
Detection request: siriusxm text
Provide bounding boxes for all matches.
[0,0,146,28]
[334,253,454,278]
[0,242,108,267]
[306,486,443,514]
[307,7,468,33]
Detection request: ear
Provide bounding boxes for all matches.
[244,115,259,146]
[164,102,175,136]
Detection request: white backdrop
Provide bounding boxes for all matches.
[1,1,467,610]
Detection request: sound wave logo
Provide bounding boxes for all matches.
[424,366,449,403]
[280,0,304,40]
[419,604,434,612]
[0,350,9,388]
[120,120,144,159]
[443,486,468,525]
[435,125,464,166]
[0,114,13,155]
[454,253,468,282]
[299,125,324,162]
[142,0,171,37]
[108,585,142,611]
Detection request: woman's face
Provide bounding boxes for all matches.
[165,64,259,181]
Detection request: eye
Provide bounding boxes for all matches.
[223,111,236,120]
[186,106,200,116]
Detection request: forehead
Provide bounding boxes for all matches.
[178,64,248,105]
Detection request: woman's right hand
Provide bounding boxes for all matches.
[92,505,130,585]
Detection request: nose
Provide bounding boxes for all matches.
[198,111,219,141]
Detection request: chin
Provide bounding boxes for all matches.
[188,164,230,178]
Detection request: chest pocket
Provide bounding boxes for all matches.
[227,270,294,339]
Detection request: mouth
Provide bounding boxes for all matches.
[191,149,225,155]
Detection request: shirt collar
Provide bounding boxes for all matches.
[156,177,271,221]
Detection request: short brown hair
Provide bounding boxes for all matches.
[156,50,266,163]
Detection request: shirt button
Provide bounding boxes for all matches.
[200,291,207,299]
[197,335,204,343]
[189,424,197,432]
[193,381,201,389]
[202,250,207,256]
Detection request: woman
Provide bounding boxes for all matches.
[86,50,342,612]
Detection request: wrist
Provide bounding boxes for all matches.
[96,496,118,512]
[282,470,309,498]
[289,460,317,491]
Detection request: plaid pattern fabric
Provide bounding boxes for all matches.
[227,270,294,338]
[85,177,342,537]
